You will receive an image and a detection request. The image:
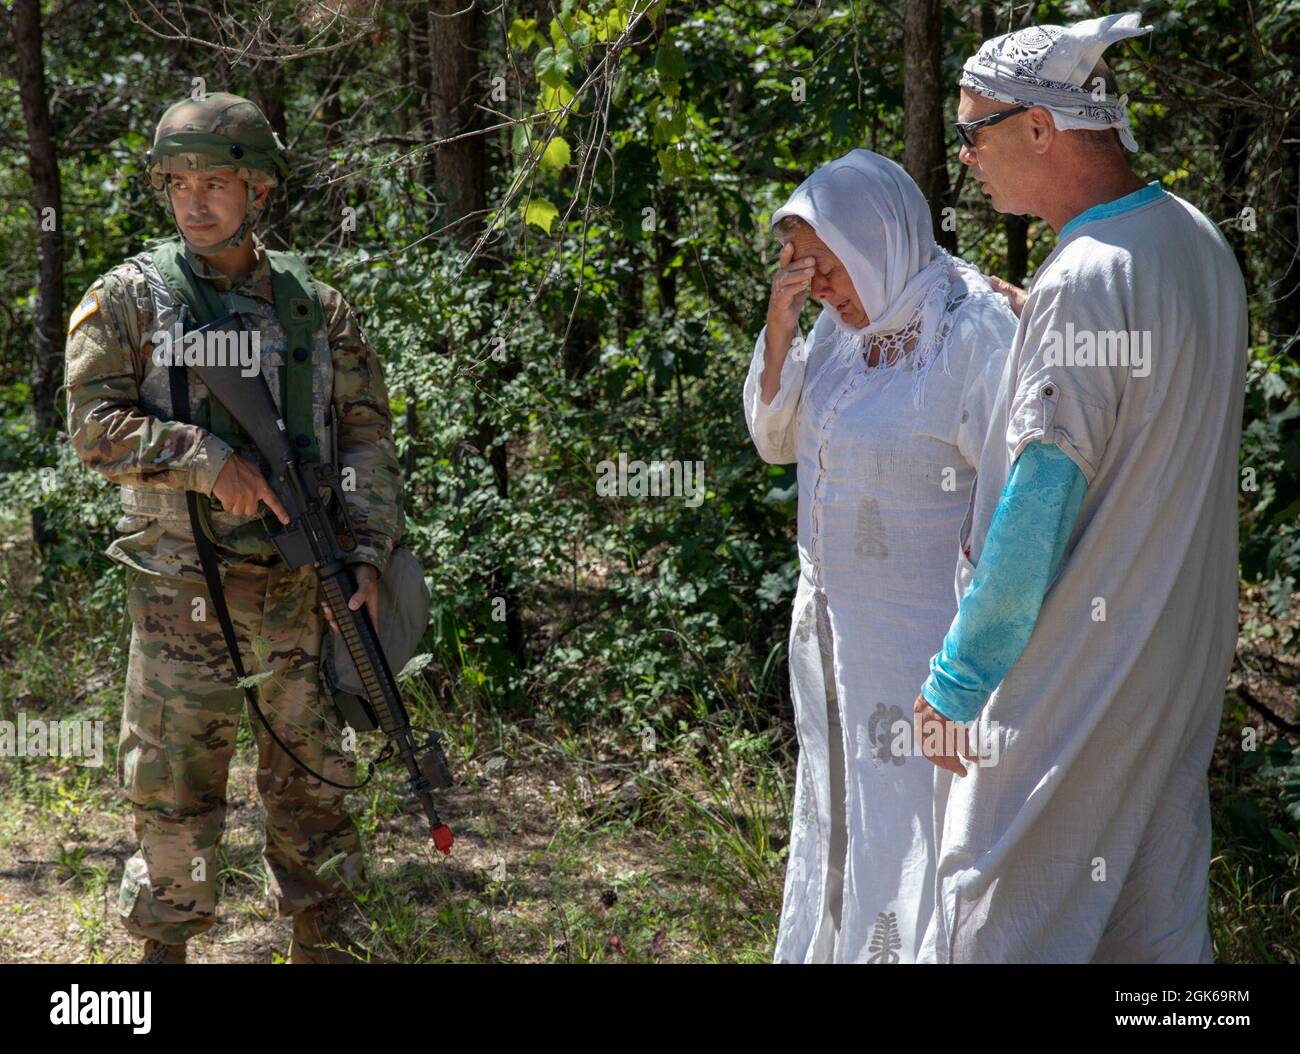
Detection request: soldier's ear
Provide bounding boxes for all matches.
[252,182,270,209]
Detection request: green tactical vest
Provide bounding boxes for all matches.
[120,238,336,560]
[148,238,324,462]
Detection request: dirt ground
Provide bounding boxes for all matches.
[0,724,756,964]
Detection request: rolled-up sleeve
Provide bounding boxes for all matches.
[953,302,1018,469]
[324,285,405,575]
[65,271,235,495]
[1003,260,1131,483]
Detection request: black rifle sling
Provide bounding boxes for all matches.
[168,361,373,791]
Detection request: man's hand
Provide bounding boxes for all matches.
[984,274,1027,318]
[210,453,290,523]
[913,693,978,777]
[323,562,380,637]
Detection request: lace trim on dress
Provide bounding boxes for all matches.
[825,250,1001,408]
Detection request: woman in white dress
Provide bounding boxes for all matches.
[743,150,1018,963]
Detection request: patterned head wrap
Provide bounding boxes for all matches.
[959,12,1152,151]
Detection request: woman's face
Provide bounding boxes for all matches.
[785,224,869,328]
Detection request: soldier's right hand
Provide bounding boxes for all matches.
[210,453,291,524]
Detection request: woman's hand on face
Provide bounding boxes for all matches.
[767,240,817,337]
[759,240,817,404]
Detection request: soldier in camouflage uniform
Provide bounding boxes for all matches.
[64,92,404,964]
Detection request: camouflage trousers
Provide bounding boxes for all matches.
[116,560,365,945]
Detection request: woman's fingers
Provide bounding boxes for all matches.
[769,247,816,329]
[774,263,815,293]
[775,271,813,295]
[984,273,1027,316]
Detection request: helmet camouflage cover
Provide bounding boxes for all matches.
[146,92,288,252]
[146,92,288,189]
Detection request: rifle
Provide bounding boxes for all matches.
[187,313,454,854]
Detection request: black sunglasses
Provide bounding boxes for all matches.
[954,105,1030,149]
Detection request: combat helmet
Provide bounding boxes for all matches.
[146,91,288,253]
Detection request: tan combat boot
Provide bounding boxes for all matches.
[137,939,187,964]
[289,896,385,964]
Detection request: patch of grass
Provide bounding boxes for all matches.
[1208,694,1300,963]
[3,529,1297,963]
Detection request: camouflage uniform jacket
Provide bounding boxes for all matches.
[64,234,404,581]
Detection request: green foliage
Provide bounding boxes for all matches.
[3,0,1297,729]
[1240,350,1300,630]
[0,4,1297,963]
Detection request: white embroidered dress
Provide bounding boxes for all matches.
[745,237,1017,963]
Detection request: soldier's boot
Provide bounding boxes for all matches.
[289,896,385,964]
[137,939,187,964]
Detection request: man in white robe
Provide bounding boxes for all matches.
[913,12,1249,962]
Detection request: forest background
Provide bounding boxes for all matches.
[0,0,1297,962]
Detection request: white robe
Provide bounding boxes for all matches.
[744,279,1017,963]
[918,189,1248,963]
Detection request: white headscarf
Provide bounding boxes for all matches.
[771,149,982,399]
[960,12,1152,151]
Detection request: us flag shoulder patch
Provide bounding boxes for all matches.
[68,289,100,334]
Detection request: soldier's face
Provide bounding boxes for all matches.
[169,170,263,249]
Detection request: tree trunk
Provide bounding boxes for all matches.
[979,2,1027,283]
[10,0,65,553]
[11,0,63,440]
[424,0,524,662]
[1003,214,1029,286]
[903,0,955,252]
[257,63,292,250]
[561,310,600,384]
[391,28,420,482]
[427,0,487,236]
[617,265,642,346]
[654,195,679,318]
[1272,117,1300,348]
[315,53,346,149]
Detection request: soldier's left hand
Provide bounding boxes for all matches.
[323,563,381,636]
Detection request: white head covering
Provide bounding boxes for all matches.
[770,150,986,402]
[959,11,1152,151]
